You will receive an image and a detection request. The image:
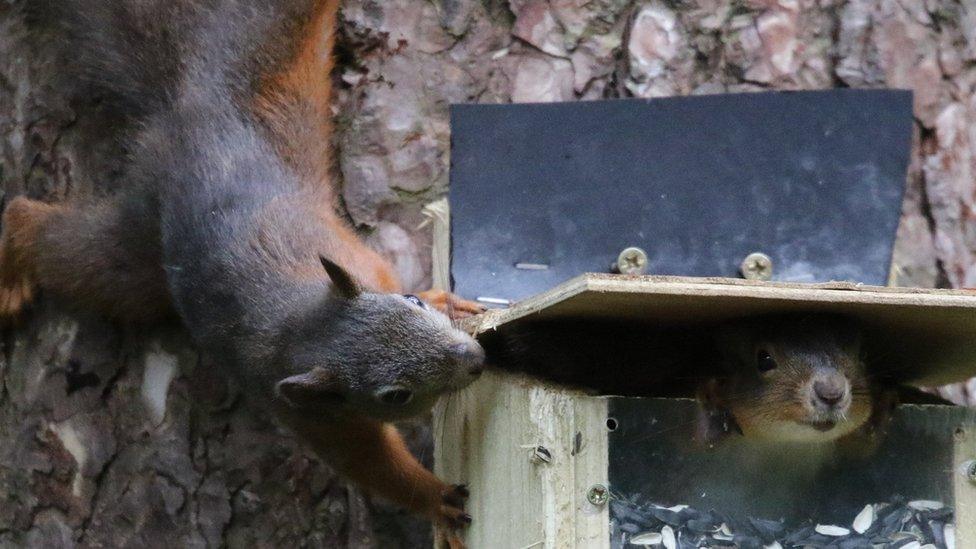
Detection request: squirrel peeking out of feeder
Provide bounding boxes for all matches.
[699,314,884,444]
[480,313,902,446]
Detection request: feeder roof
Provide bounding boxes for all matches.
[466,274,976,387]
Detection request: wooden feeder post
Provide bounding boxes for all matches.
[432,269,976,548]
[427,199,610,548]
[433,91,976,548]
[954,425,976,547]
[433,373,609,548]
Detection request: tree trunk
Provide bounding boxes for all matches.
[1,0,973,547]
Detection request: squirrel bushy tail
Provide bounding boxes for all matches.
[26,0,340,205]
[25,0,183,115]
[25,0,336,136]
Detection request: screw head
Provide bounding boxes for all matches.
[586,484,609,506]
[616,247,649,275]
[530,446,552,465]
[740,252,773,281]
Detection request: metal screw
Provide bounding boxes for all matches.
[614,247,649,275]
[529,446,552,465]
[586,484,609,506]
[740,252,773,281]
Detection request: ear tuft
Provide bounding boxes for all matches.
[320,255,361,299]
[276,367,344,408]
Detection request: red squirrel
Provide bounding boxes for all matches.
[3,0,484,544]
[481,314,897,445]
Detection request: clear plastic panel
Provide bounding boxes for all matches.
[608,399,975,548]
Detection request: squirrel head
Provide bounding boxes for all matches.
[700,314,872,444]
[272,257,484,421]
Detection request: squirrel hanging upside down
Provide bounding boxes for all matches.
[2,0,484,544]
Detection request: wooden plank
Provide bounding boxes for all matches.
[436,212,976,547]
[433,373,609,548]
[467,274,976,386]
[954,424,976,549]
[468,274,976,331]
[431,205,610,549]
[422,198,452,292]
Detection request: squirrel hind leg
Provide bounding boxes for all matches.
[0,197,54,318]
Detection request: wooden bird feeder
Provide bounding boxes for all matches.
[431,91,976,548]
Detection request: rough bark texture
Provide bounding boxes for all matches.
[1,0,974,546]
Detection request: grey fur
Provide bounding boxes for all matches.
[23,0,484,422]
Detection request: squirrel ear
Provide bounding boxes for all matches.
[276,367,345,408]
[320,255,361,299]
[695,406,742,446]
[694,378,741,446]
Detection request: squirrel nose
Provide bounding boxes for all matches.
[451,342,485,376]
[813,376,847,407]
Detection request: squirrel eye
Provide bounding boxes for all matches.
[756,350,777,373]
[376,387,414,406]
[403,294,426,309]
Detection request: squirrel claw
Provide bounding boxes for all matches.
[439,504,472,529]
[442,483,469,507]
[434,483,471,547]
[436,529,467,549]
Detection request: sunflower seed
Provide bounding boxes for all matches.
[749,517,785,543]
[853,504,875,534]
[661,525,676,549]
[618,522,641,534]
[882,508,912,537]
[836,535,873,549]
[609,499,953,549]
[649,507,683,526]
[712,531,734,542]
[628,532,663,545]
[685,518,717,534]
[732,534,762,549]
[908,500,944,511]
[816,524,851,536]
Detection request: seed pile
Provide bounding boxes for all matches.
[610,497,954,548]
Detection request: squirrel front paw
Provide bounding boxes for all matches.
[417,289,486,321]
[0,197,42,319]
[434,484,471,549]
